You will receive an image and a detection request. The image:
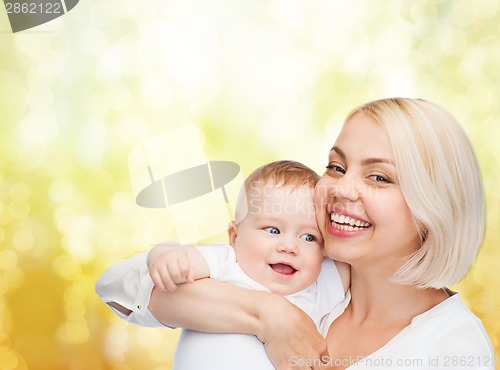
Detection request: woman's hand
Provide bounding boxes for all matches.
[256,293,329,370]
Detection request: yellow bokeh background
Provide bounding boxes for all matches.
[1,1,499,369]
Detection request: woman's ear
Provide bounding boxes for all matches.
[228,221,238,247]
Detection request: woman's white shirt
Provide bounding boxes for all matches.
[319,291,496,370]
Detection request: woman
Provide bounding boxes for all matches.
[97,98,494,369]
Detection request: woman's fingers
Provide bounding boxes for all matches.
[256,294,328,369]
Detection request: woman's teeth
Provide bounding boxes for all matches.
[330,213,371,231]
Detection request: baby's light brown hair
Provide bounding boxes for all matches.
[244,160,320,191]
[234,160,320,223]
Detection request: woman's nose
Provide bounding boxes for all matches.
[323,174,360,202]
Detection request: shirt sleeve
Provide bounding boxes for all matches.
[312,258,345,321]
[95,252,166,328]
[194,243,232,280]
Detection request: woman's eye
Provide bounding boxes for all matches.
[300,234,315,242]
[369,174,389,183]
[264,227,280,234]
[326,164,345,174]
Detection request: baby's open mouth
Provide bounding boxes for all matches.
[270,263,297,275]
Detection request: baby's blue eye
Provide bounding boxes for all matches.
[264,227,280,234]
[300,234,315,242]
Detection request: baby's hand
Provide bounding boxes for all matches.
[147,245,195,292]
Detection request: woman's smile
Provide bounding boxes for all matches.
[327,208,372,237]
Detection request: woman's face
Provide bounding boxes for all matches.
[314,112,420,268]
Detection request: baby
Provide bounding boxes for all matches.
[146,160,349,369]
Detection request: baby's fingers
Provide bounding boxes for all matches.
[150,269,168,292]
[176,255,194,283]
[159,266,180,291]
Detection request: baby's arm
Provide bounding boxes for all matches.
[147,243,210,292]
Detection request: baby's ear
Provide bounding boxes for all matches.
[227,221,238,247]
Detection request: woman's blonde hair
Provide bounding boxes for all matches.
[348,98,485,289]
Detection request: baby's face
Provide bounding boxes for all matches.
[229,184,324,295]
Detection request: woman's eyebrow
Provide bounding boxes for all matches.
[329,146,345,159]
[361,157,396,166]
[330,146,395,166]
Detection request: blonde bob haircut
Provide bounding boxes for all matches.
[347,98,485,289]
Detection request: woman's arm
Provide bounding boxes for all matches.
[149,278,329,370]
[149,279,261,333]
[96,250,328,369]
